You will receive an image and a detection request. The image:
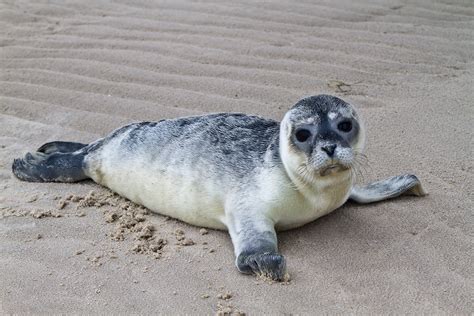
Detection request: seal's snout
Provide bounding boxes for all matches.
[321,144,337,157]
[311,141,354,172]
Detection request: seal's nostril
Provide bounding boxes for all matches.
[321,144,337,157]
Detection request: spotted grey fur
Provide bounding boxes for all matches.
[12,94,426,281]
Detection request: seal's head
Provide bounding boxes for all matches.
[280,95,365,180]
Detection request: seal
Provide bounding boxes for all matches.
[12,94,425,280]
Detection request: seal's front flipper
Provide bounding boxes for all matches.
[237,251,286,281]
[37,141,87,154]
[226,212,286,281]
[12,151,88,183]
[350,174,426,204]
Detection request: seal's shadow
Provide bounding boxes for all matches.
[277,200,385,257]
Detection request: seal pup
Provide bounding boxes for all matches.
[12,95,425,281]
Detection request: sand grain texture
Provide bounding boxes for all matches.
[1,0,473,314]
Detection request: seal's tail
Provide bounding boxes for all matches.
[12,141,89,183]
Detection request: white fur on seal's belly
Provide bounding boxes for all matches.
[91,166,228,229]
[86,153,352,232]
[85,137,226,229]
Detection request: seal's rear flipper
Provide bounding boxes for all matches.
[37,141,87,154]
[350,174,426,204]
[12,151,88,183]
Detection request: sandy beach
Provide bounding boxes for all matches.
[1,0,473,313]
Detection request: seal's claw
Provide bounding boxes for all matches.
[238,252,286,281]
[403,174,427,197]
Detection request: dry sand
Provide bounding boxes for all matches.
[1,0,473,314]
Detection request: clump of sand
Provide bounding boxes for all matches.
[29,209,63,219]
[0,207,62,219]
[256,272,291,285]
[66,190,169,259]
[131,238,167,259]
[174,228,195,246]
[200,289,243,315]
[217,291,232,300]
[216,302,245,316]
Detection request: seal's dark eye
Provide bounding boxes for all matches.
[338,121,352,133]
[295,129,311,142]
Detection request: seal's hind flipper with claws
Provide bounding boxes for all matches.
[12,151,88,183]
[350,174,426,204]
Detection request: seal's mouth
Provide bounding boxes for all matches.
[319,163,350,176]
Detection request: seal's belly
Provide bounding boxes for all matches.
[88,159,227,229]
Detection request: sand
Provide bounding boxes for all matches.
[1,0,473,314]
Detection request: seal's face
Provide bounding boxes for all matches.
[281,95,365,178]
